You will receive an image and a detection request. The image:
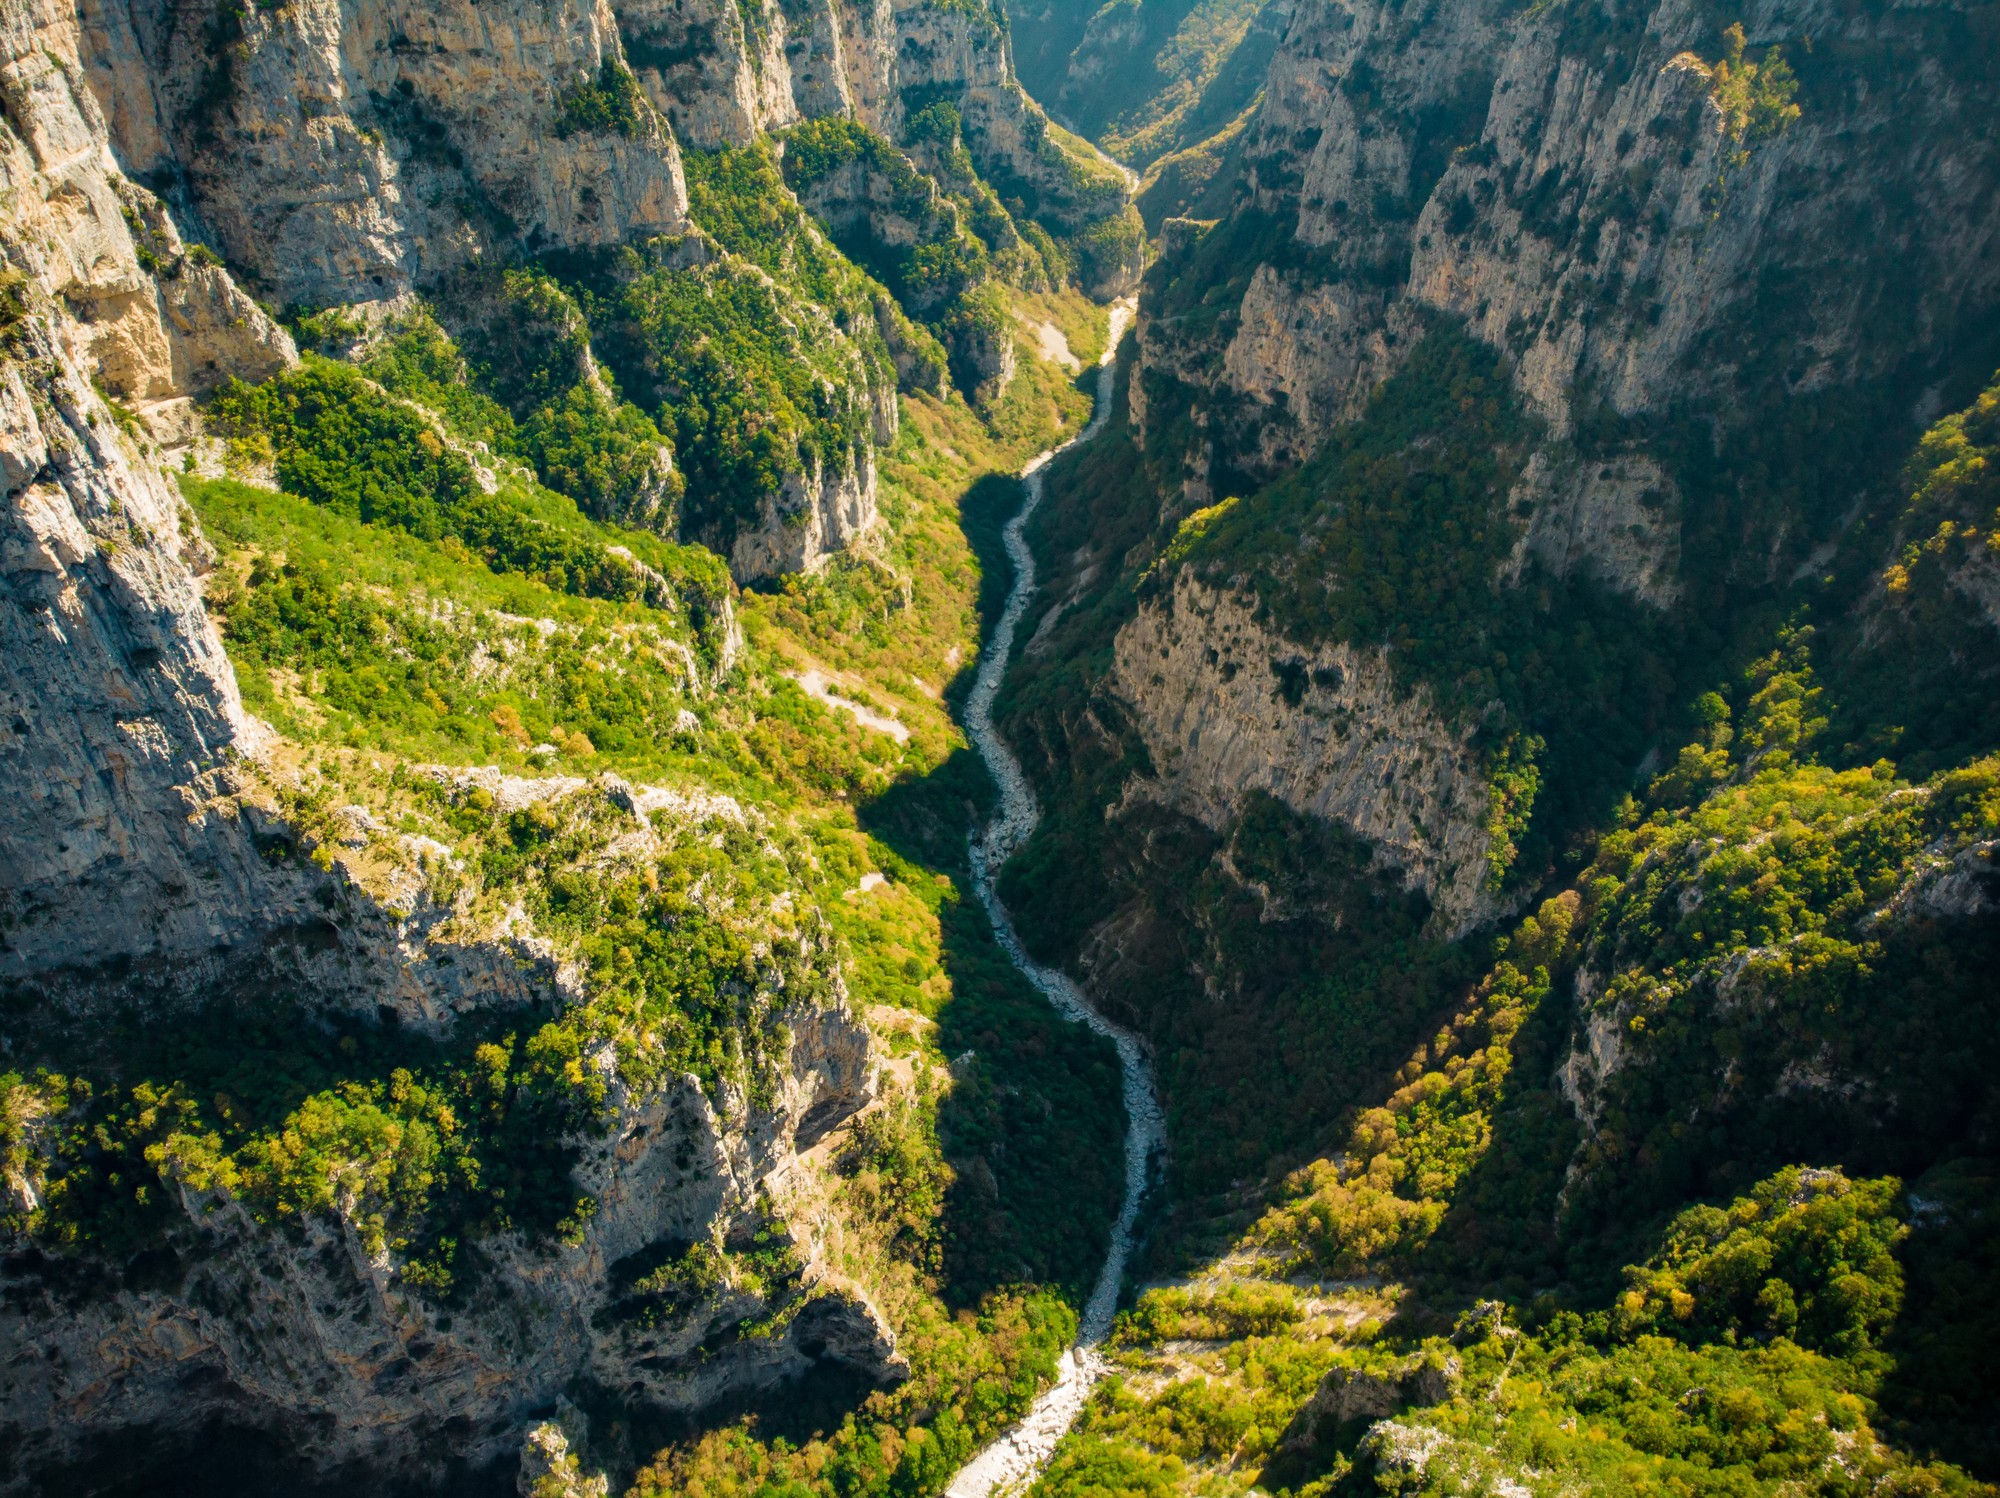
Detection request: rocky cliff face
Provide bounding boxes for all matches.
[90,0,692,307]
[619,0,1142,282]
[1143,0,2000,524]
[51,0,1135,583]
[1109,573,1498,932]
[0,4,908,1485]
[0,0,307,983]
[4,925,892,1491]
[1089,0,2000,925]
[729,439,881,579]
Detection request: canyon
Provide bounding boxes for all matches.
[3,0,1999,1491]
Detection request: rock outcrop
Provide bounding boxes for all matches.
[1,6,295,406]
[1089,0,2000,934]
[2,962,896,1490]
[620,0,875,149]
[729,443,881,580]
[1109,573,1500,932]
[519,1419,611,1498]
[889,0,1142,295]
[1280,1349,1460,1448]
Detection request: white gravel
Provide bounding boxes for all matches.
[948,299,1163,1498]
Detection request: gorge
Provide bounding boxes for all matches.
[947,295,1163,1498]
[3,0,1999,1493]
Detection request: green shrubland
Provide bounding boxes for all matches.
[205,356,691,599]
[11,218,1131,1498]
[1035,1157,1991,1498]
[560,238,881,543]
[993,269,2000,1488]
[553,60,649,139]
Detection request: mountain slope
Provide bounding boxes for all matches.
[978,0,2000,1489]
[0,0,1138,1490]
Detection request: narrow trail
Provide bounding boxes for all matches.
[946,299,1165,1498]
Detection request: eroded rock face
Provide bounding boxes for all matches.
[0,11,294,405]
[1499,447,1681,608]
[1281,1350,1461,1447]
[0,334,300,982]
[91,0,691,307]
[0,0,309,983]
[728,446,882,582]
[1137,0,2000,587]
[1108,574,1500,934]
[620,0,850,148]
[1,981,895,1490]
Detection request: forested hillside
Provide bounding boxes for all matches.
[0,0,1137,1488]
[985,0,2000,1491]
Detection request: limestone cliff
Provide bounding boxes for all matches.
[3,912,892,1488]
[0,6,906,1485]
[0,0,304,982]
[728,440,881,579]
[1074,0,1999,936]
[1139,0,2000,558]
[1108,573,1499,932]
[58,0,1133,580]
[618,0,1142,290]
[90,0,692,307]
[618,0,947,155]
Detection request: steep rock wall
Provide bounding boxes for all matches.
[1099,0,1999,950]
[0,9,293,404]
[728,443,881,580]
[2,971,895,1490]
[1138,0,2000,578]
[90,0,691,306]
[0,0,310,982]
[619,0,899,148]
[1108,573,1500,932]
[619,0,805,148]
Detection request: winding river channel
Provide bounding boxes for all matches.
[946,300,1166,1498]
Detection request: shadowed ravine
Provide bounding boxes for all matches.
[947,299,1163,1498]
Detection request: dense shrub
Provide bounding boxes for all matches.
[553,60,647,138]
[577,246,875,537]
[204,360,677,604]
